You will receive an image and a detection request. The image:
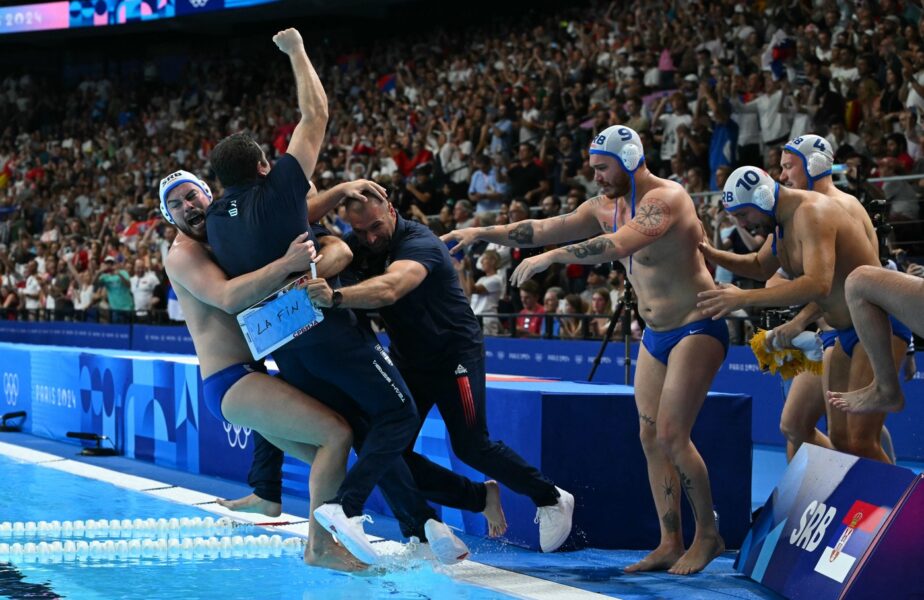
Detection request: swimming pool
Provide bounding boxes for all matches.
[0,450,529,600]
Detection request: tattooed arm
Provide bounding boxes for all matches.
[509,195,675,286]
[439,196,604,250]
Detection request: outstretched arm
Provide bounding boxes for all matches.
[441,196,605,250]
[509,195,675,286]
[167,233,316,314]
[274,28,329,181]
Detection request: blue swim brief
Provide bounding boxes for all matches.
[641,317,730,365]
[202,362,266,421]
[819,329,839,351]
[831,316,914,357]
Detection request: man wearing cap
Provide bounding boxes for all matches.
[158,168,367,572]
[696,163,909,464]
[443,125,728,575]
[202,27,468,566]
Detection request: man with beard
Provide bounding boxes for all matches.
[202,28,467,566]
[305,192,574,552]
[443,126,727,575]
[158,169,361,572]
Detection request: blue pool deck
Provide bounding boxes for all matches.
[0,432,811,600]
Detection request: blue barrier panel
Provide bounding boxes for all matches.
[736,444,919,599]
[1,347,31,431]
[132,325,196,355]
[0,321,130,349]
[4,328,924,459]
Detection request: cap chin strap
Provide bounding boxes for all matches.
[613,156,643,274]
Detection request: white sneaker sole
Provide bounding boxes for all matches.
[313,506,379,565]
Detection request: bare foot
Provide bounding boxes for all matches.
[215,493,282,517]
[827,384,904,414]
[483,481,507,537]
[305,541,369,573]
[668,534,725,575]
[624,543,684,573]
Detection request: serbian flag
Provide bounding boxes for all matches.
[377,73,397,93]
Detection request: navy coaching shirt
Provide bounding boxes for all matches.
[345,216,483,369]
[205,153,355,343]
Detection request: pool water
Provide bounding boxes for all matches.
[0,455,514,599]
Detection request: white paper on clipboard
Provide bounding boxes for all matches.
[236,267,323,360]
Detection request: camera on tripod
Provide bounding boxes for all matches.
[834,162,893,265]
[760,308,797,330]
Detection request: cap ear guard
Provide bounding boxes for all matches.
[619,143,643,172]
[784,135,834,188]
[589,125,645,174]
[753,184,775,210]
[807,151,832,178]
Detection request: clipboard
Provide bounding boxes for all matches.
[236,265,324,360]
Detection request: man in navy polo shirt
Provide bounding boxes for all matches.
[304,193,575,553]
[204,27,466,566]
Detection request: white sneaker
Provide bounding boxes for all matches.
[535,487,574,552]
[313,503,379,565]
[424,519,470,565]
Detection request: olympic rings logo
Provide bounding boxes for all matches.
[3,373,18,406]
[223,421,252,449]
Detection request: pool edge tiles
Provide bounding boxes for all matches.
[0,438,618,600]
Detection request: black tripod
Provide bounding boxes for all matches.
[588,279,638,384]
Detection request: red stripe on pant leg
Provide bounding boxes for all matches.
[459,375,475,427]
[456,376,474,426]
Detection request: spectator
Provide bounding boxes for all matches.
[468,155,504,214]
[515,280,544,337]
[558,294,586,340]
[130,259,162,320]
[542,286,564,338]
[461,249,504,336]
[452,200,475,230]
[96,256,133,323]
[587,288,614,340]
[507,143,547,203]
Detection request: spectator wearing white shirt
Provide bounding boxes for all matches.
[21,261,41,317]
[130,259,161,320]
[519,96,541,145]
[458,250,503,335]
[733,73,794,148]
[653,93,693,166]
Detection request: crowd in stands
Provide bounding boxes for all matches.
[1,0,923,341]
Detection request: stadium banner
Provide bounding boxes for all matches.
[0,0,280,36]
[735,444,921,599]
[0,320,131,349]
[3,326,924,460]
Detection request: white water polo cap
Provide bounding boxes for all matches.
[722,167,779,218]
[589,125,644,173]
[159,170,213,224]
[783,134,834,189]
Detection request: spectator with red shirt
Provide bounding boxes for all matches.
[516,280,544,337]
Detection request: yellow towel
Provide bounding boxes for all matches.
[750,329,823,379]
